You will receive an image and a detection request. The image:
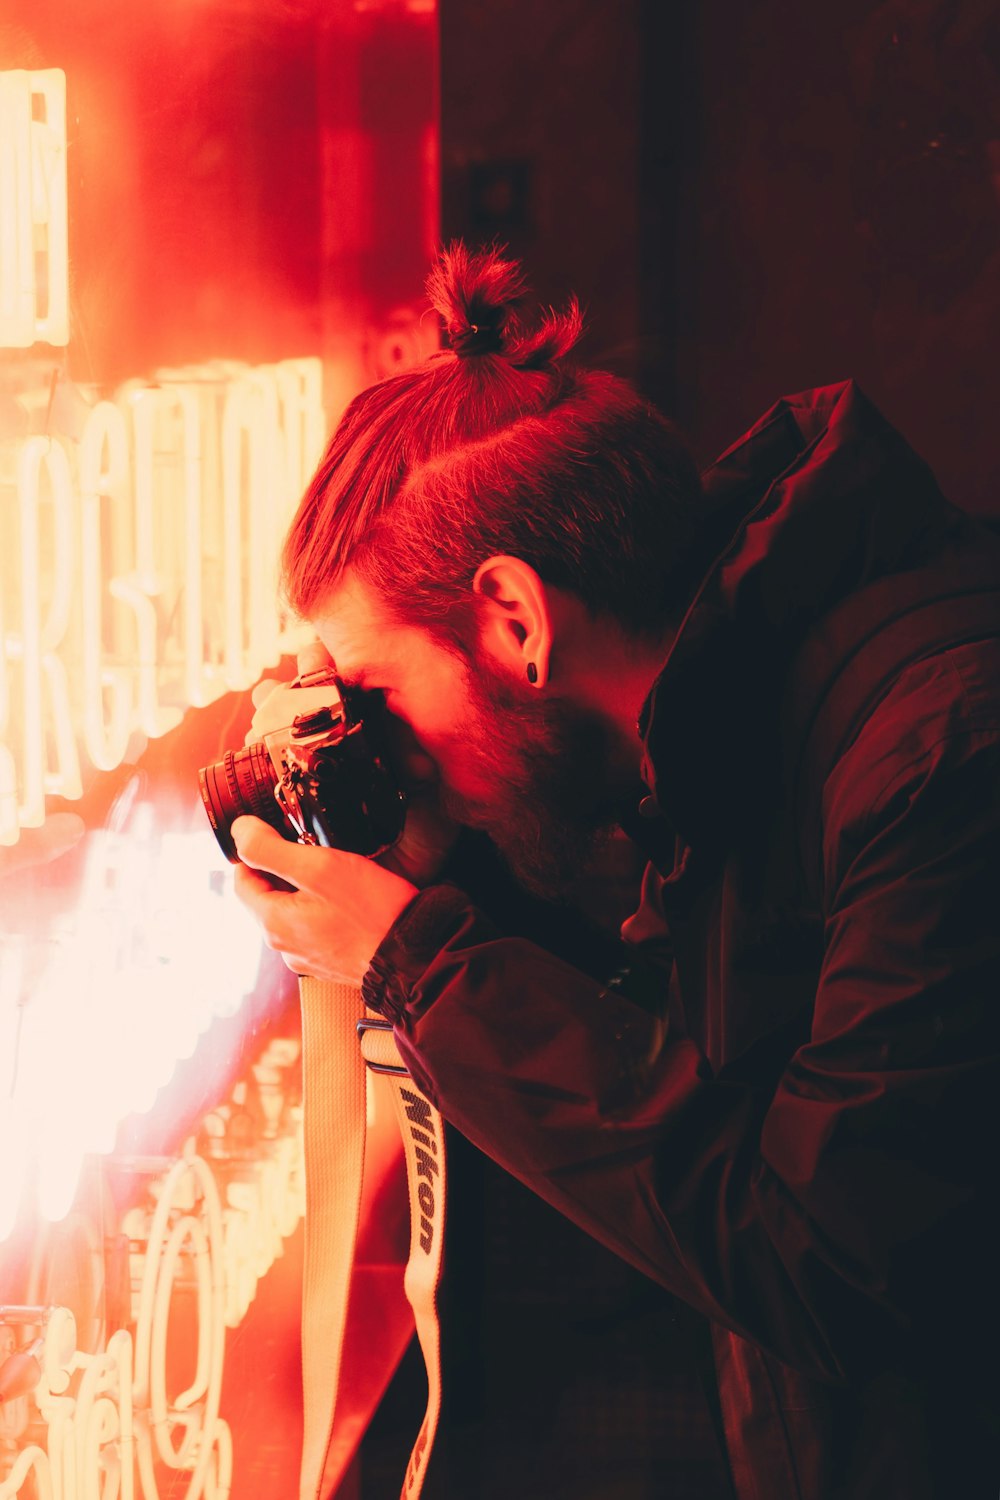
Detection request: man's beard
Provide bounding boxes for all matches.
[439,660,624,902]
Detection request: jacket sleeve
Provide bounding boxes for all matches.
[362,661,1000,1385]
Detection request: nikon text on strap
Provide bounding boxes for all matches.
[297,977,446,1500]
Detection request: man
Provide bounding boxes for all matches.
[232,244,1000,1497]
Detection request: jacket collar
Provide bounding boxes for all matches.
[639,380,959,851]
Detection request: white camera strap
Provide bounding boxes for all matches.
[298,977,446,1500]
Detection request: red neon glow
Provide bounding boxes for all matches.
[0,810,265,1238]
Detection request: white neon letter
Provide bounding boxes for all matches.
[14,438,82,824]
[30,70,69,346]
[80,402,133,770]
[119,386,183,737]
[221,376,282,690]
[0,69,68,347]
[0,71,35,346]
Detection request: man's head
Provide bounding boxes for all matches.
[311,561,644,900]
[283,244,703,896]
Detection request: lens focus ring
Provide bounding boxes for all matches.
[226,744,281,823]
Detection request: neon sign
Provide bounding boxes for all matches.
[0,1047,309,1499]
[0,804,270,1241]
[0,69,68,348]
[0,357,325,845]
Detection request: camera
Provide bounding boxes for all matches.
[198,668,407,864]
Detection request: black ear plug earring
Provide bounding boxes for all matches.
[526,662,538,685]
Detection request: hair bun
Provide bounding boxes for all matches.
[448,315,506,358]
[426,240,583,367]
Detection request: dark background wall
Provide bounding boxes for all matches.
[441,0,693,420]
[369,5,1000,1496]
[441,0,1000,516]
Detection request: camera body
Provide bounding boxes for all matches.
[198,668,407,864]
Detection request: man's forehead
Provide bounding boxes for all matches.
[314,618,380,683]
[311,575,398,680]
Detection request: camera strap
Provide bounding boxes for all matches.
[297,977,446,1500]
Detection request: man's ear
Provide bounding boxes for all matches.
[472,555,552,688]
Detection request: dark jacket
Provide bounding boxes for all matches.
[362,382,1000,1499]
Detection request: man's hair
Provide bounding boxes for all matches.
[281,243,703,649]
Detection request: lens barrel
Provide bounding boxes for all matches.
[198,742,289,863]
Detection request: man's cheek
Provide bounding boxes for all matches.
[400,745,441,785]
[380,710,441,784]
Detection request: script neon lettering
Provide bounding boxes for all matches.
[0,359,325,841]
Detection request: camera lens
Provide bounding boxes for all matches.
[198,742,289,863]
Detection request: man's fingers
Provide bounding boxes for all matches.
[232,860,292,914]
[247,681,344,743]
[229,814,417,987]
[231,815,355,896]
[232,817,304,883]
[232,864,306,969]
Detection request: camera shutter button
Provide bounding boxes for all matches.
[292,706,341,738]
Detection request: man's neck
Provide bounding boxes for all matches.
[554,605,674,775]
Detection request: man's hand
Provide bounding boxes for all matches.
[249,641,462,888]
[246,640,339,745]
[231,815,418,984]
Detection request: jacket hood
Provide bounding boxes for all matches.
[640,380,967,849]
